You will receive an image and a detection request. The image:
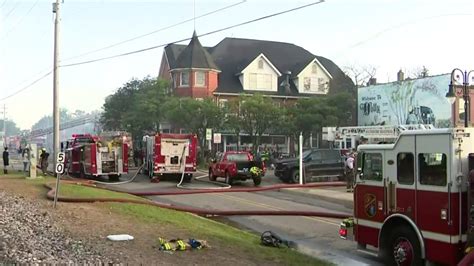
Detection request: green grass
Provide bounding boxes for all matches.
[58,184,146,201]
[59,184,331,265]
[0,173,25,179]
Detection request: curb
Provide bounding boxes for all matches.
[280,187,354,209]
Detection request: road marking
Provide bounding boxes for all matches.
[216,193,340,227]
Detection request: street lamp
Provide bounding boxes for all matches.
[445,68,474,127]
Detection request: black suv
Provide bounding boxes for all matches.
[274,149,345,183]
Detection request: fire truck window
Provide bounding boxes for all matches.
[397,153,414,185]
[419,153,447,186]
[362,153,383,181]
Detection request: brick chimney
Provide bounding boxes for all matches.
[397,69,404,81]
[367,77,377,86]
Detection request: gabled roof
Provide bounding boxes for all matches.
[173,31,219,71]
[295,57,333,79]
[163,36,354,97]
[240,53,282,76]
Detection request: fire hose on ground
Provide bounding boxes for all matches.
[43,182,351,218]
[47,146,351,218]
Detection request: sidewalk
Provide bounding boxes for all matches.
[280,186,354,208]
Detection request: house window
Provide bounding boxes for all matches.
[195,71,205,87]
[459,98,466,123]
[180,72,190,87]
[258,59,264,69]
[218,99,228,108]
[312,63,318,74]
[303,77,318,91]
[318,78,328,92]
[249,73,272,90]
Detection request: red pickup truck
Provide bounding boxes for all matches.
[208,151,265,186]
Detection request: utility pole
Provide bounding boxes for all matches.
[52,0,62,208]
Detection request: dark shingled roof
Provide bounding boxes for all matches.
[164,36,354,97]
[174,31,219,71]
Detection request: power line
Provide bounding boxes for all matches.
[0,70,52,102]
[0,0,40,41]
[348,13,472,50]
[0,0,324,101]
[1,1,20,23]
[61,0,325,68]
[62,0,247,62]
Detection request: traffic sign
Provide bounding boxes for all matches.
[213,133,222,144]
[206,128,212,140]
[55,163,64,174]
[56,152,65,163]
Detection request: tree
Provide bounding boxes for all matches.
[289,93,355,146]
[407,66,429,79]
[343,64,377,87]
[236,94,281,152]
[101,77,169,140]
[31,108,75,131]
[162,97,224,150]
[0,120,21,136]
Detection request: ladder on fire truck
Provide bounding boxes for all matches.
[323,124,435,149]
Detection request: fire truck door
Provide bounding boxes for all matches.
[415,134,451,243]
[386,135,417,221]
[354,151,386,246]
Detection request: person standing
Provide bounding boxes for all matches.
[22,148,29,173]
[3,147,9,174]
[40,148,50,176]
[345,151,355,192]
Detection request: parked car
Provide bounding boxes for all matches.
[209,151,265,186]
[274,148,345,183]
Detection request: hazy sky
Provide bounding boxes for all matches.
[1,0,473,130]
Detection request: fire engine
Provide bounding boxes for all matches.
[62,132,130,181]
[143,133,197,181]
[339,127,474,265]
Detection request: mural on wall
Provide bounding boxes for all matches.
[358,74,452,128]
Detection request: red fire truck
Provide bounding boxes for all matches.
[62,132,130,181]
[143,133,198,181]
[339,127,474,265]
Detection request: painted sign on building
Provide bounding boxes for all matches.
[358,74,452,128]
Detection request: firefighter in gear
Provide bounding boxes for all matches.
[250,166,263,177]
[39,148,50,176]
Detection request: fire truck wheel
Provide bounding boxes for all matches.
[209,170,216,181]
[225,172,233,185]
[109,175,120,182]
[385,225,422,266]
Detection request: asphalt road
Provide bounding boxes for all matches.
[101,169,382,265]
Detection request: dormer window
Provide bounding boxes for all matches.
[195,71,205,86]
[311,63,318,74]
[180,72,190,87]
[258,59,264,69]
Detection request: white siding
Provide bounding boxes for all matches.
[297,60,331,94]
[241,55,279,92]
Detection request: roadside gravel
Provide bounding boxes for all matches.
[0,190,114,264]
